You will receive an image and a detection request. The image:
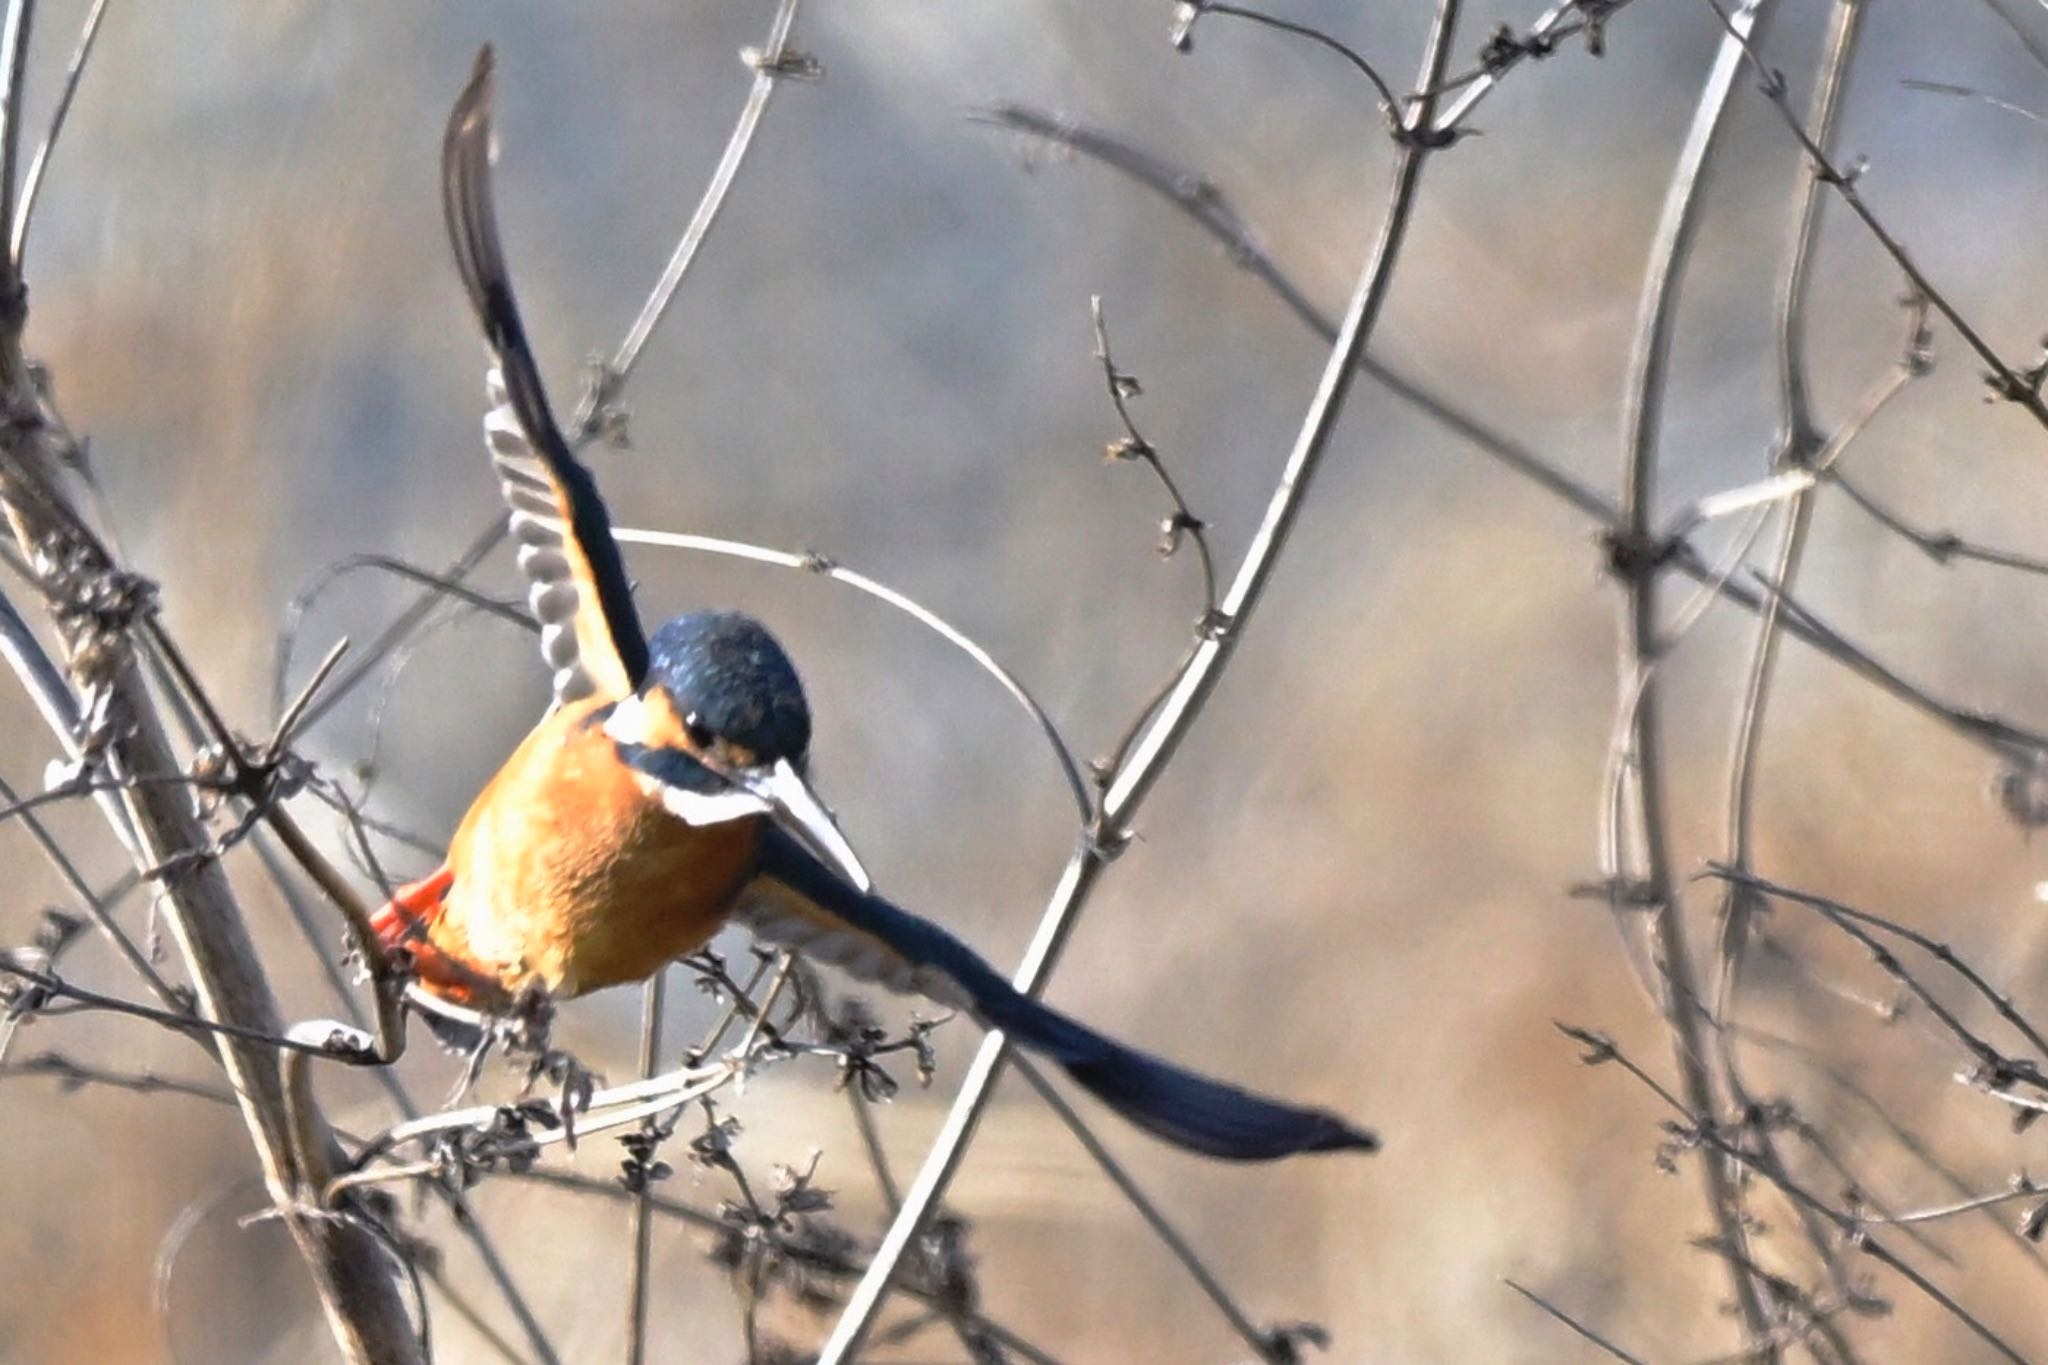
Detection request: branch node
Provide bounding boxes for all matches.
[1596,528,1680,585]
[740,44,822,82]
[576,356,631,448]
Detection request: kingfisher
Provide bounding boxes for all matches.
[372,48,1376,1162]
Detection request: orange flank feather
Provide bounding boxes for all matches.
[376,697,762,1009]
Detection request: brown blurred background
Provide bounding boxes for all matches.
[8,0,2048,1360]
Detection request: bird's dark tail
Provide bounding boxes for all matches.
[746,827,1378,1161]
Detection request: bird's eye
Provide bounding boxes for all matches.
[682,713,716,750]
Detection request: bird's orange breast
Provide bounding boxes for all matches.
[427,696,761,1002]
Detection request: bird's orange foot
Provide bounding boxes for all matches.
[372,866,502,1008]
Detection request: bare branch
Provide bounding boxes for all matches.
[1090,294,1218,617]
[1830,467,2048,581]
[0,0,33,290]
[1503,1277,1649,1365]
[580,0,810,435]
[1012,1055,1318,1363]
[10,0,105,266]
[1431,0,1649,135]
[1170,1,1402,117]
[1560,1024,2029,1363]
[973,103,2035,770]
[1608,0,1775,1345]
[817,7,1465,1357]
[1902,77,2048,127]
[625,969,667,1365]
[1703,0,2048,432]
[615,524,1094,824]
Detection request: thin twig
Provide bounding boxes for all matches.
[972,103,2044,770]
[273,552,528,718]
[1609,0,1776,1347]
[972,102,1615,526]
[1830,467,2048,580]
[1902,78,2048,127]
[815,7,1464,1357]
[1172,2,1401,115]
[290,514,506,738]
[1731,1021,2048,1278]
[1012,1054,1302,1363]
[1709,866,2048,1080]
[1746,572,2048,767]
[581,0,808,433]
[1561,1024,2029,1363]
[0,0,33,277]
[1703,0,2048,432]
[511,1169,1067,1365]
[1859,1183,2040,1228]
[1090,294,1219,616]
[1503,1277,1649,1365]
[1430,0,1649,135]
[0,772,176,1003]
[0,958,362,1057]
[625,969,667,1365]
[614,524,1093,824]
[1709,7,1887,1327]
[9,0,105,266]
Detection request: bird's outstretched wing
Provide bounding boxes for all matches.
[443,47,650,704]
[737,825,1378,1162]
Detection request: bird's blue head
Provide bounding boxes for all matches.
[606,609,872,891]
[642,610,812,768]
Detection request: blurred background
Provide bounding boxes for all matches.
[7,0,2048,1359]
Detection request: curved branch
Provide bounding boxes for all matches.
[1608,0,1776,1347]
[614,525,1094,825]
[815,7,1466,1359]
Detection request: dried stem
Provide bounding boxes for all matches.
[1705,5,1888,1330]
[614,524,1093,823]
[511,1169,1066,1364]
[0,0,32,272]
[625,969,667,1365]
[1090,294,1218,617]
[0,770,174,1004]
[1830,468,2048,580]
[815,5,1465,1357]
[1430,0,1648,135]
[1704,0,2048,432]
[0,341,420,1364]
[1503,1277,1648,1365]
[1012,1055,1300,1363]
[1562,1024,2028,1363]
[973,102,2043,770]
[1175,2,1402,116]
[10,0,104,266]
[580,0,807,431]
[1709,866,2048,1079]
[1608,0,1775,1347]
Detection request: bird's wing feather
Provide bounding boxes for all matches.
[443,47,649,705]
[738,825,1379,1162]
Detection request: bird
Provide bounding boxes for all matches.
[372,46,1377,1163]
